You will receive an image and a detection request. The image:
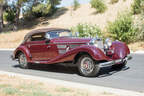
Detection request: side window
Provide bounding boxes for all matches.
[46,31,59,39]
[31,33,46,41]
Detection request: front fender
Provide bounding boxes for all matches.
[14,45,31,62]
[59,45,110,61]
[47,45,111,64]
[72,45,111,61]
[111,41,130,59]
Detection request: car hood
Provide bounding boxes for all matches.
[51,37,92,44]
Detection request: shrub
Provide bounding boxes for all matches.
[107,12,137,43]
[131,0,144,14]
[73,0,80,11]
[90,0,107,13]
[139,24,144,40]
[71,23,102,38]
[136,13,144,40]
[110,0,119,4]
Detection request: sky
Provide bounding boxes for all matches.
[8,0,90,7]
[59,0,90,7]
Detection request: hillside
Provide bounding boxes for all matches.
[47,0,132,29]
[0,0,137,49]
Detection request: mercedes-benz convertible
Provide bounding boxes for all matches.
[11,28,132,77]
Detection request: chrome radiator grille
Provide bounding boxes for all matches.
[97,40,104,51]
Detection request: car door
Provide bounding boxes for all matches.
[26,33,48,61]
[43,41,59,60]
[43,32,59,60]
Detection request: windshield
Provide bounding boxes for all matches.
[45,30,74,39]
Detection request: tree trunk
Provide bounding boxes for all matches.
[0,4,3,32]
[49,0,55,9]
[14,3,21,30]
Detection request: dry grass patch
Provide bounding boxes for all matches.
[0,74,118,96]
[128,42,144,52]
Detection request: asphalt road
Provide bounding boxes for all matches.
[0,51,144,92]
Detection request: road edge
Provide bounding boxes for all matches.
[0,48,15,51]
[0,70,143,96]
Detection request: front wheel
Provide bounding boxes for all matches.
[77,55,100,77]
[18,52,30,69]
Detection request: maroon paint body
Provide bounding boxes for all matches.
[12,28,130,65]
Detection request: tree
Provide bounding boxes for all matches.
[14,0,29,30]
[0,0,4,32]
[49,0,61,9]
[3,4,16,23]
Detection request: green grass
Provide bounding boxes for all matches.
[0,84,11,89]
[0,75,91,96]
[23,90,52,96]
[18,83,39,90]
[76,91,89,96]
[55,87,73,92]
[3,87,19,95]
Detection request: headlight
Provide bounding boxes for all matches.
[105,38,112,48]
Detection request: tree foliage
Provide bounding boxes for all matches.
[0,0,62,32]
[3,4,16,22]
[49,0,61,9]
[32,3,52,17]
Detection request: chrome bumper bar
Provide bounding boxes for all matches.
[99,55,132,67]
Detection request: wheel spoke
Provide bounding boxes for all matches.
[80,57,94,74]
[19,54,27,68]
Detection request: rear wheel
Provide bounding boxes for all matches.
[18,52,30,69]
[77,55,100,77]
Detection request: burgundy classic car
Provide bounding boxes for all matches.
[11,28,132,77]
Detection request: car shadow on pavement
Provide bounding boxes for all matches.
[98,66,130,78]
[13,64,78,75]
[13,64,130,77]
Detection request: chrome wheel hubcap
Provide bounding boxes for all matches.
[80,57,94,74]
[19,54,27,67]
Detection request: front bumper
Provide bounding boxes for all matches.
[99,55,132,67]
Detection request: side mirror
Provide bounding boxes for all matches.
[45,39,50,44]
